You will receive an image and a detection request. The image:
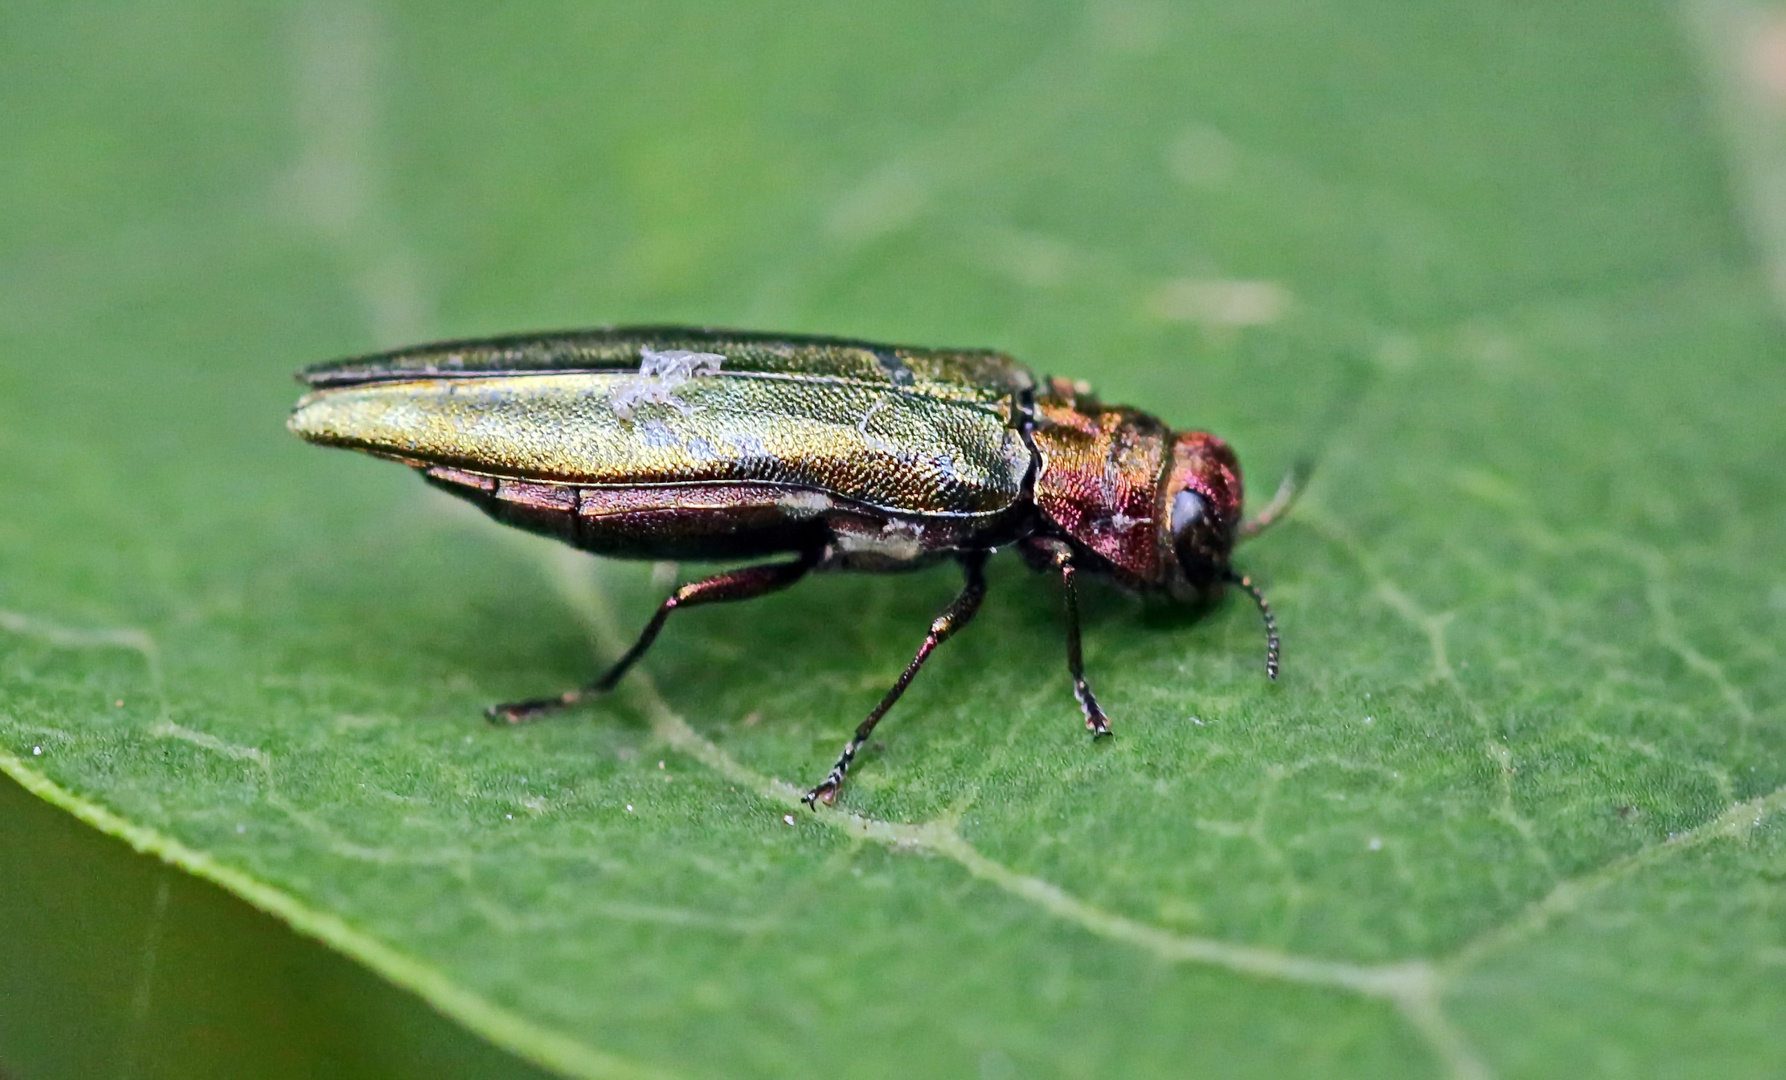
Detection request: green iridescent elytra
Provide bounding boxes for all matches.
[290,325,1289,808]
[292,327,1035,520]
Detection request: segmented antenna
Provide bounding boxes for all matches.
[1239,459,1312,540]
[1223,568,1279,680]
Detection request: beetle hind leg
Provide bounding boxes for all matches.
[803,551,989,808]
[487,552,816,724]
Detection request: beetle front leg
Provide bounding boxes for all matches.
[488,553,817,723]
[1030,538,1110,736]
[803,551,988,808]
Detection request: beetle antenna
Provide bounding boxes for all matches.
[1223,568,1279,680]
[1239,458,1312,541]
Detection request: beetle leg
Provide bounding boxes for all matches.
[803,551,988,808]
[487,553,817,723]
[1022,537,1111,735]
[1047,542,1112,736]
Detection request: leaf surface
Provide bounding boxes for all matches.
[2,2,1784,1078]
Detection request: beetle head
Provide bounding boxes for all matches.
[1162,430,1243,603]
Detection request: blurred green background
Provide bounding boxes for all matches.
[3,2,1785,1078]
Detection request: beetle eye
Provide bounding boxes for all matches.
[1171,489,1209,540]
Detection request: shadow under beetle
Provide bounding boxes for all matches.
[290,327,1299,807]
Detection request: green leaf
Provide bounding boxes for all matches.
[3,2,1784,1078]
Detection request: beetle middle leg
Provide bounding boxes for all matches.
[488,552,817,723]
[803,551,988,808]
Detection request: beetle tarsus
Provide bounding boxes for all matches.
[802,775,841,809]
[1076,684,1112,737]
[487,699,559,724]
[486,688,587,724]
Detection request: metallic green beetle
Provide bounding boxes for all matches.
[290,327,1293,806]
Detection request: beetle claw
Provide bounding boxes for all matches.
[487,688,589,725]
[802,780,839,809]
[486,699,554,724]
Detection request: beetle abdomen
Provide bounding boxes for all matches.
[421,465,992,566]
[422,466,826,559]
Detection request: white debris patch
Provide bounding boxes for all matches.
[610,347,726,420]
[775,490,832,515]
[835,519,924,561]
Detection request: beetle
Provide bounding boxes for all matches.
[289,326,1299,806]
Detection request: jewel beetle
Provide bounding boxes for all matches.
[289,327,1300,806]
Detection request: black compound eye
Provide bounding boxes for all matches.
[1171,489,1209,540]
